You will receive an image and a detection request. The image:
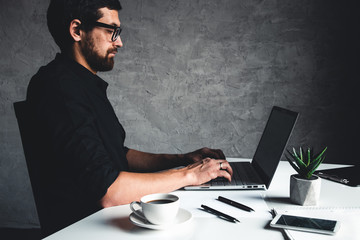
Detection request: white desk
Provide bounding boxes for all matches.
[44,160,360,240]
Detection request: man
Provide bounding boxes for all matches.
[26,0,233,236]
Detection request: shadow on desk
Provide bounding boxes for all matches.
[264,197,292,205]
[106,216,155,234]
[106,216,138,232]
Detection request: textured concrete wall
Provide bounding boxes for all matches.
[0,0,358,228]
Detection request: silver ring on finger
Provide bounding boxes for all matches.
[219,162,223,170]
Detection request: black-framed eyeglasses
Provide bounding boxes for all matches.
[93,22,122,42]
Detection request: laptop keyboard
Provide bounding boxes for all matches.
[209,162,262,186]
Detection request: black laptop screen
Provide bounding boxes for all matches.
[252,106,298,188]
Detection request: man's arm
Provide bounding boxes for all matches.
[100,154,232,207]
[126,147,226,172]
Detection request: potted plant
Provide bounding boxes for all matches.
[285,146,327,206]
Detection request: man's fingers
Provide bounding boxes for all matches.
[219,161,233,177]
[218,167,232,182]
[211,159,233,181]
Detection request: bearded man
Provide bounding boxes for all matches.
[26,0,232,236]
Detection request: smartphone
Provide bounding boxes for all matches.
[270,214,341,235]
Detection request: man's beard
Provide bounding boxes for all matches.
[81,35,116,72]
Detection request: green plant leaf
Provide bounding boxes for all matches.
[292,148,306,168]
[306,155,324,173]
[306,147,327,179]
[286,146,327,179]
[313,147,328,163]
[285,155,301,175]
[307,156,326,179]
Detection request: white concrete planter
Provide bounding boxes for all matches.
[290,174,321,206]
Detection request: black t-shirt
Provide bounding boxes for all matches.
[26,53,129,236]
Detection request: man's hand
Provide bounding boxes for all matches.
[186,157,233,184]
[183,147,226,164]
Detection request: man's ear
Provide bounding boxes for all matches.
[69,19,82,42]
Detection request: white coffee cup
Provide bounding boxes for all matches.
[130,193,179,225]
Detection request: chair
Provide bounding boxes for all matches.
[14,101,45,237]
[14,101,97,237]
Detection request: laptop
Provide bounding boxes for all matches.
[185,106,299,190]
[315,166,360,187]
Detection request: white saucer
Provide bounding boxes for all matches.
[129,208,192,230]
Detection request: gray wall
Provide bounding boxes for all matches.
[0,0,358,229]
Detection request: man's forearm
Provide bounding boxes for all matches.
[100,168,193,207]
[126,149,191,172]
[100,157,233,208]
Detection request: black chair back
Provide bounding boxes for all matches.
[14,101,44,236]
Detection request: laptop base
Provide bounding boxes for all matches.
[184,161,266,190]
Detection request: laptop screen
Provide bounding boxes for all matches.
[252,106,298,188]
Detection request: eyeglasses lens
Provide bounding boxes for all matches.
[112,28,122,42]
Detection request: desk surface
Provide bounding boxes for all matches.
[44,160,360,240]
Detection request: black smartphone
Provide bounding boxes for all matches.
[270,214,340,235]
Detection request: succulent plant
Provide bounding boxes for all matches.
[285,146,327,180]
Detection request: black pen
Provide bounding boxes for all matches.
[201,204,240,223]
[218,196,255,212]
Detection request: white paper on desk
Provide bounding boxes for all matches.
[174,190,272,220]
[275,207,360,240]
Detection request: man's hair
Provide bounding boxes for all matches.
[47,0,122,52]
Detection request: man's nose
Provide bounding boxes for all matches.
[114,36,123,48]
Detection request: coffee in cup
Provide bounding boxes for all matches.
[130,193,179,225]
